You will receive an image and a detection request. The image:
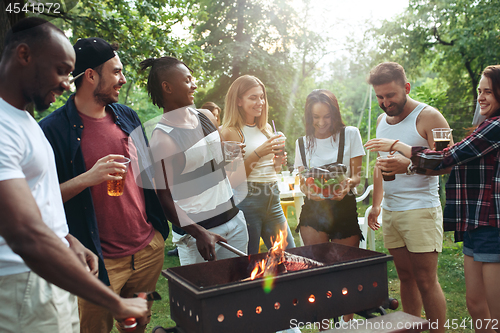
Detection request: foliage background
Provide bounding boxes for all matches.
[3,0,498,172]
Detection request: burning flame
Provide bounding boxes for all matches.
[250,260,265,280]
[249,231,288,281]
[269,230,288,254]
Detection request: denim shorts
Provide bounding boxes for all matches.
[463,226,500,263]
[237,181,295,254]
[298,192,363,241]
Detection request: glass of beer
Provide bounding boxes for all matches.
[107,157,130,196]
[432,128,453,151]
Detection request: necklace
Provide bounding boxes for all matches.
[246,122,256,126]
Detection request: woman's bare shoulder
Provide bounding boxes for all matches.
[220,126,242,142]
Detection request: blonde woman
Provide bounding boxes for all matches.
[221,75,296,255]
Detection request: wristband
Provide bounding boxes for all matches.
[254,150,261,159]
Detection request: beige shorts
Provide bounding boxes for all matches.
[79,229,165,333]
[382,206,443,253]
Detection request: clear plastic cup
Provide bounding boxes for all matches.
[107,157,130,196]
[223,141,242,162]
[377,155,395,181]
[273,131,286,156]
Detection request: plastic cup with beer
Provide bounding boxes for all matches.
[377,155,395,181]
[432,128,453,151]
[107,157,130,196]
[273,131,286,156]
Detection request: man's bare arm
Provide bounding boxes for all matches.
[368,164,384,231]
[0,178,147,321]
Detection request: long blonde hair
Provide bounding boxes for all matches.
[222,75,272,137]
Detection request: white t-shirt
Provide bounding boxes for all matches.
[294,126,365,177]
[242,125,278,182]
[0,98,69,276]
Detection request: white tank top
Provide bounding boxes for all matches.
[241,125,278,182]
[376,103,440,211]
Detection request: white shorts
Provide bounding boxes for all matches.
[0,271,79,333]
[174,210,249,265]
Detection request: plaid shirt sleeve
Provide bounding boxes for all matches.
[411,116,500,171]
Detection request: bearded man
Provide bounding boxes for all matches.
[39,38,168,333]
[366,62,450,333]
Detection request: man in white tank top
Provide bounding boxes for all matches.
[366,62,451,333]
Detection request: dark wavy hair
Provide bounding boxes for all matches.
[139,56,192,109]
[304,89,345,152]
[367,62,408,88]
[482,65,500,118]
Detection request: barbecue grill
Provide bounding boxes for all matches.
[161,242,393,333]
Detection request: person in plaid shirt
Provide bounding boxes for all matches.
[366,65,500,331]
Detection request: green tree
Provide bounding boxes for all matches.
[32,0,206,120]
[189,0,333,164]
[372,0,500,105]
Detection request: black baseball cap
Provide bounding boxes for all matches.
[72,37,116,80]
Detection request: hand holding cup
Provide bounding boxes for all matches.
[107,157,130,196]
[272,131,286,156]
[376,155,396,181]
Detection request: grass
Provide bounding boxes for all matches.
[112,203,472,332]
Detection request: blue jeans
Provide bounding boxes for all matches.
[237,181,295,254]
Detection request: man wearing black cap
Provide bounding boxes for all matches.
[0,19,148,333]
[39,38,167,333]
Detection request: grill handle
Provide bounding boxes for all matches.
[217,241,247,257]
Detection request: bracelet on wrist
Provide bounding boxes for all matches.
[406,160,416,175]
[254,150,261,159]
[389,140,399,155]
